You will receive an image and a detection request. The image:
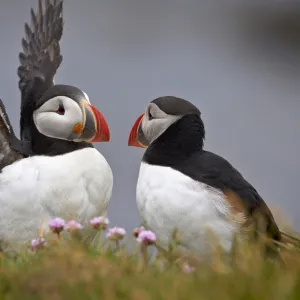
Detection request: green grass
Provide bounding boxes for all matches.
[1,214,300,300]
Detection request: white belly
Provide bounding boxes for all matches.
[136,162,241,257]
[0,148,113,253]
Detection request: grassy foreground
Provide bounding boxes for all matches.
[1,216,300,300]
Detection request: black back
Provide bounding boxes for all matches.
[143,114,281,241]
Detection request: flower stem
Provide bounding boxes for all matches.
[138,243,148,271]
[115,240,120,251]
[98,230,103,252]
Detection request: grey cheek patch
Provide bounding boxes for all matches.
[138,124,149,146]
[143,115,182,144]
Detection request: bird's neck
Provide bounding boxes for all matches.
[143,114,205,166]
[25,119,93,156]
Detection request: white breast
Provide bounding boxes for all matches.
[136,162,242,257]
[0,148,113,254]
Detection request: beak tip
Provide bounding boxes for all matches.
[105,133,111,142]
[128,113,147,148]
[128,130,135,147]
[88,104,111,143]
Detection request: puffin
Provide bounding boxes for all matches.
[128,96,297,260]
[0,0,113,255]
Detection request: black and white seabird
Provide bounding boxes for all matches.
[128,96,296,259]
[0,0,113,255]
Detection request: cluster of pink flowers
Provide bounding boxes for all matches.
[49,217,67,234]
[89,217,127,241]
[106,227,126,241]
[48,216,110,236]
[30,217,196,274]
[65,220,83,231]
[30,216,157,252]
[90,216,109,230]
[133,226,156,246]
[31,237,47,251]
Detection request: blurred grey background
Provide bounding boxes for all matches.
[0,1,299,230]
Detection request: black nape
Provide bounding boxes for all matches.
[143,114,205,166]
[151,96,200,117]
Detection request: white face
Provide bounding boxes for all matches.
[141,103,181,144]
[33,96,85,141]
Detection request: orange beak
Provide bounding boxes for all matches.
[128,113,147,148]
[88,104,110,143]
[87,104,110,142]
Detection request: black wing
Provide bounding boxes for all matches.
[18,0,63,143]
[0,99,31,171]
[182,150,281,241]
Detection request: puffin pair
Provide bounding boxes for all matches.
[0,0,295,259]
[128,96,296,259]
[0,0,112,255]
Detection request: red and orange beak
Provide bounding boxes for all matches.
[88,104,110,142]
[74,102,110,142]
[128,113,147,148]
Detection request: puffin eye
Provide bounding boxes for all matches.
[56,103,65,115]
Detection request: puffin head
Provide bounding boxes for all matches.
[128,96,201,148]
[33,84,110,143]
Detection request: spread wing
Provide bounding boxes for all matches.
[17,0,64,143]
[184,151,281,241]
[0,99,27,171]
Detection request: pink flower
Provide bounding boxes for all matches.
[90,216,109,230]
[133,226,145,238]
[137,230,156,246]
[65,220,83,232]
[106,227,126,240]
[49,217,65,234]
[182,263,195,274]
[30,237,47,251]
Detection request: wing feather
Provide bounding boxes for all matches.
[18,0,64,142]
[196,151,281,240]
[0,100,25,171]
